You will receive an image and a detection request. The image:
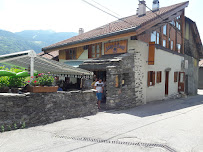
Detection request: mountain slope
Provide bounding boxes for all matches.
[0,30,43,54]
[15,30,77,46]
[0,30,77,55]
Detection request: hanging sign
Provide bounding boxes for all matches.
[104,40,127,55]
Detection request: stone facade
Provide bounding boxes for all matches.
[80,53,139,110]
[0,90,97,131]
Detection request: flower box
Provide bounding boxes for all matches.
[27,86,58,93]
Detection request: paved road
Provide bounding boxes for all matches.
[0,91,203,152]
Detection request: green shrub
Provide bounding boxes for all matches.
[0,76,9,88]
[8,77,26,88]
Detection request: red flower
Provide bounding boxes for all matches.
[38,73,41,76]
[28,81,30,83]
[34,80,37,83]
[31,76,34,78]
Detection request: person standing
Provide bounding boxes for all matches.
[94,78,104,109]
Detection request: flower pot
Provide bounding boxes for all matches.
[27,86,58,93]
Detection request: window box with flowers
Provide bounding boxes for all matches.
[27,73,58,93]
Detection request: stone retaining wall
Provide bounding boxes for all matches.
[0,90,97,131]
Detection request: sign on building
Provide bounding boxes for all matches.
[104,40,127,55]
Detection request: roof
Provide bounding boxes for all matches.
[0,50,93,77]
[42,1,189,52]
[185,17,203,58]
[38,50,59,60]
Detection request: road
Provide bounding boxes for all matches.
[0,91,203,152]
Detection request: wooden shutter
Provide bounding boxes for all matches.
[157,71,162,83]
[174,72,178,82]
[152,71,155,85]
[88,45,92,58]
[148,42,155,65]
[147,71,150,86]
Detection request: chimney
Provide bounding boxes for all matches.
[79,28,84,35]
[136,7,139,15]
[138,0,146,17]
[152,0,159,12]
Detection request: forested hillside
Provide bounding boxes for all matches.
[0,30,77,55]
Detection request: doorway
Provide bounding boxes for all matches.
[165,71,169,95]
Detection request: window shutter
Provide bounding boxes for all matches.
[148,71,150,86]
[156,72,159,83]
[148,42,155,65]
[157,71,162,83]
[152,71,155,85]
[88,45,92,58]
[174,72,178,82]
[160,71,162,82]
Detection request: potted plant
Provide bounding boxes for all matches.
[27,73,58,93]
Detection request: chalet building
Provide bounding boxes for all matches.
[42,1,203,109]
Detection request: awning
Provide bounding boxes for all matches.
[0,50,93,78]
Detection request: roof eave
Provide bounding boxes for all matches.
[42,26,140,52]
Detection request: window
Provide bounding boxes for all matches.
[163,40,166,47]
[88,43,102,58]
[66,48,76,60]
[174,72,178,82]
[177,44,181,53]
[163,25,167,35]
[171,41,173,50]
[178,24,181,30]
[170,20,175,26]
[157,71,162,83]
[148,71,155,86]
[151,31,160,44]
[151,31,156,42]
[156,32,160,44]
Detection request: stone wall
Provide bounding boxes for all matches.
[184,54,199,95]
[0,90,97,131]
[80,53,138,110]
[105,54,137,109]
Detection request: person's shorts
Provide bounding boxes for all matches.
[96,93,102,101]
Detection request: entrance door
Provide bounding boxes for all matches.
[178,72,185,92]
[165,71,169,95]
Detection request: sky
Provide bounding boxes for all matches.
[0,0,202,39]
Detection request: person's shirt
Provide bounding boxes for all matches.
[94,81,104,93]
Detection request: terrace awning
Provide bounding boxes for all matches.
[0,50,93,79]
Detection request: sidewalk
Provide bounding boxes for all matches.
[0,92,203,152]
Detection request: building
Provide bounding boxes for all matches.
[42,1,203,109]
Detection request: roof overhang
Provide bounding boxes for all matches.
[0,50,93,78]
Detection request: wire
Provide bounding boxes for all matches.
[90,0,122,18]
[81,0,134,27]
